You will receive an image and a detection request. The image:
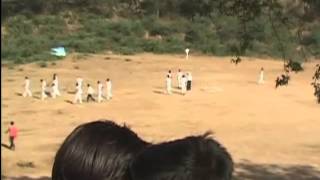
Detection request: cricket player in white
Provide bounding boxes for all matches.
[258,67,265,84]
[97,81,103,103]
[53,74,61,96]
[74,82,83,104]
[23,76,32,97]
[40,79,47,100]
[167,70,172,78]
[86,84,95,102]
[185,48,190,60]
[106,78,112,100]
[177,69,183,89]
[166,75,172,95]
[76,77,83,89]
[51,82,60,99]
[181,74,187,95]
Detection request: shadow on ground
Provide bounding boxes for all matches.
[64,100,74,104]
[234,160,320,180]
[1,143,11,150]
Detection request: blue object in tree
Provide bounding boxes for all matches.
[51,47,66,57]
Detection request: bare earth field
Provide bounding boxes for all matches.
[1,53,320,180]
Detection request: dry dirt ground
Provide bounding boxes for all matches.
[1,53,320,180]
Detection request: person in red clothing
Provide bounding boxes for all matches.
[6,121,18,150]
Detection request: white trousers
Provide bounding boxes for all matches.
[178,78,181,88]
[23,88,32,97]
[181,86,186,94]
[74,93,83,104]
[107,89,112,100]
[55,89,61,96]
[167,86,172,94]
[98,92,103,102]
[41,91,47,100]
[258,75,264,84]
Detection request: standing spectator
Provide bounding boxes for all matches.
[6,121,18,151]
[167,70,172,78]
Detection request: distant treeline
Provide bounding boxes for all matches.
[1,0,320,64]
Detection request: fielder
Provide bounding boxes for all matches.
[40,79,47,100]
[53,73,61,96]
[51,82,60,99]
[97,81,103,103]
[166,75,172,95]
[258,67,265,84]
[76,77,84,89]
[181,74,187,95]
[73,82,83,104]
[23,76,32,97]
[106,78,112,100]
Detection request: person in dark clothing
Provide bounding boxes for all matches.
[186,72,192,91]
[86,84,95,102]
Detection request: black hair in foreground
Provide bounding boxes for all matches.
[129,132,234,180]
[52,120,148,180]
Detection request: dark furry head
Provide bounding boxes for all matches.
[52,120,148,180]
[129,131,234,180]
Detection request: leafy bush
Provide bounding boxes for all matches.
[2,7,320,62]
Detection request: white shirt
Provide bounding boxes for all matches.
[181,77,187,87]
[52,82,58,90]
[41,81,47,91]
[98,83,103,93]
[187,73,192,81]
[87,86,95,95]
[76,84,82,94]
[76,78,83,87]
[25,79,30,88]
[53,78,59,87]
[106,81,112,90]
[166,77,172,87]
[185,48,190,54]
[177,72,183,80]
